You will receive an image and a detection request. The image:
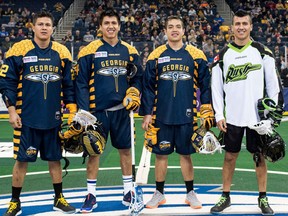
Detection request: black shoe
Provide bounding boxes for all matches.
[210,195,231,214]
[3,199,22,216]
[258,196,274,216]
[53,193,76,214]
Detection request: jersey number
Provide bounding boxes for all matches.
[0,64,9,78]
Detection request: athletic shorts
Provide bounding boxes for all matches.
[14,125,62,162]
[95,108,131,149]
[222,123,262,153]
[152,120,196,155]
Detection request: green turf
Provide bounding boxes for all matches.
[0,118,287,195]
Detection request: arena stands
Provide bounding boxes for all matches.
[0,0,287,83]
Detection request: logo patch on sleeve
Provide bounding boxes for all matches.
[23,56,38,63]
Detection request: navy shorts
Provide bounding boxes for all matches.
[14,125,62,162]
[95,108,131,149]
[221,123,262,153]
[152,120,196,155]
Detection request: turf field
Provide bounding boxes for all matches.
[0,117,287,195]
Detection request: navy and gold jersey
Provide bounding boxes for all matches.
[75,38,143,112]
[0,39,75,129]
[139,44,211,125]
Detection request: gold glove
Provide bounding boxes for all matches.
[200,104,215,130]
[66,103,77,125]
[123,87,140,111]
[144,124,160,152]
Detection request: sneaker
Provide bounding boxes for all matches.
[258,197,274,216]
[122,191,133,206]
[3,199,22,216]
[185,190,202,209]
[145,190,166,209]
[210,195,231,214]
[80,193,98,213]
[53,193,76,214]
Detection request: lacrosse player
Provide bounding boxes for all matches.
[0,11,76,216]
[139,15,214,209]
[74,8,143,213]
[211,9,283,215]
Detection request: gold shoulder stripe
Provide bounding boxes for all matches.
[147,44,167,61]
[185,45,207,61]
[6,40,34,58]
[78,40,104,59]
[51,41,72,61]
[121,41,139,55]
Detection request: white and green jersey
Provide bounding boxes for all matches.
[211,40,283,127]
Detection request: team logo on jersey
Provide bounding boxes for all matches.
[159,141,171,151]
[158,56,170,64]
[97,67,127,92]
[25,72,61,99]
[23,56,38,63]
[225,63,261,83]
[26,146,37,157]
[95,52,108,58]
[160,71,191,97]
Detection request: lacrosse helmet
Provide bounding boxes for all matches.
[79,122,106,156]
[191,126,223,154]
[260,131,285,162]
[63,134,83,154]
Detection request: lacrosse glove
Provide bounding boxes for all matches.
[59,122,84,140]
[123,87,140,111]
[257,98,283,127]
[200,104,215,130]
[144,124,160,152]
[66,103,77,125]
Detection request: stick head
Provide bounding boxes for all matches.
[129,184,144,216]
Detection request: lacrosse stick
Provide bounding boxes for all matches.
[129,110,144,216]
[136,146,151,185]
[73,109,97,130]
[198,131,225,154]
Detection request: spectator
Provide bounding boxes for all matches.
[202,37,214,54]
[25,18,33,29]
[54,2,65,14]
[9,28,16,39]
[0,26,9,37]
[16,28,26,39]
[74,30,83,42]
[26,27,33,39]
[1,36,11,52]
[83,30,94,43]
[62,30,74,44]
[15,17,26,28]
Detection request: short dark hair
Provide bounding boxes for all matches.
[99,8,120,25]
[232,9,252,24]
[33,11,54,25]
[165,15,184,29]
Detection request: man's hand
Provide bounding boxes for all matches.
[200,104,215,130]
[66,103,77,125]
[123,87,140,111]
[144,124,160,152]
[8,106,22,128]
